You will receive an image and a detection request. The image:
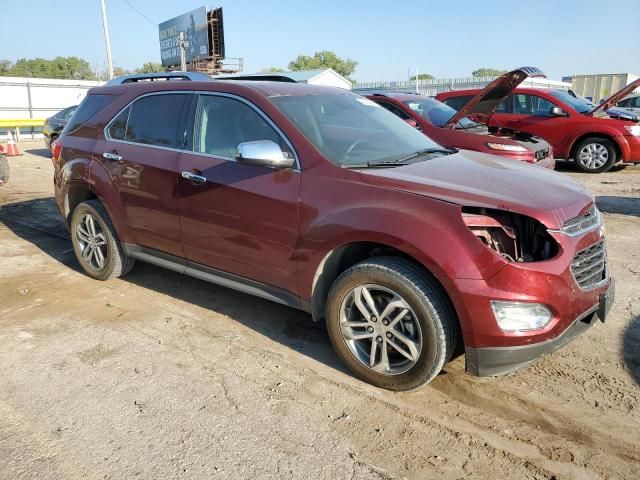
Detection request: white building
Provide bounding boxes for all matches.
[220,68,353,90]
[562,73,640,103]
[353,76,570,97]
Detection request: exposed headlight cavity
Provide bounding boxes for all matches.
[462,207,559,262]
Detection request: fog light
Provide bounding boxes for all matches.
[490,301,552,332]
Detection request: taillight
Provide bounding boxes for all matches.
[51,138,62,165]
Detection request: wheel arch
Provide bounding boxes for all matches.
[569,131,622,161]
[64,181,97,225]
[309,240,457,326]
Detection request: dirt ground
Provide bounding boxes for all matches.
[0,142,638,480]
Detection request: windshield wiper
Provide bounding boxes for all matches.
[342,160,411,169]
[393,147,457,163]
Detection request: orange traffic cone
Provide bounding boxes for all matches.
[5,131,21,156]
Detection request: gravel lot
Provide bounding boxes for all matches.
[1,142,639,480]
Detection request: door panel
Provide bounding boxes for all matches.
[97,93,189,257]
[492,93,570,155]
[178,94,300,293]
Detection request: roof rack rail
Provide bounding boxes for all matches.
[217,74,297,83]
[105,72,213,85]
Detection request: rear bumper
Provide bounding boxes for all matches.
[466,279,614,376]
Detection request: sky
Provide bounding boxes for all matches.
[2,0,639,82]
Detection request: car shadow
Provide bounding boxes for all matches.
[24,147,52,158]
[596,196,640,218]
[553,160,627,173]
[0,196,349,377]
[623,315,640,385]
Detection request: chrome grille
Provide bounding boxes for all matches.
[562,204,600,236]
[571,240,606,289]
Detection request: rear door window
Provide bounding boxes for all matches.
[63,94,118,133]
[111,94,188,148]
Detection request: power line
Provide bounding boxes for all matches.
[122,0,157,26]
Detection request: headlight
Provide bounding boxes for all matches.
[625,125,640,136]
[486,142,528,152]
[491,301,552,332]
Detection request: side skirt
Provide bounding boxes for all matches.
[122,244,310,313]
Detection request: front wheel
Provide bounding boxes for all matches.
[325,257,457,391]
[574,137,617,173]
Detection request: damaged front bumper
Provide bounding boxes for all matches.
[465,279,614,377]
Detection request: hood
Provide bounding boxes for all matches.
[590,78,640,115]
[606,107,640,122]
[446,67,546,126]
[361,150,592,229]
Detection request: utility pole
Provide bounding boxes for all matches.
[99,0,114,79]
[179,32,188,71]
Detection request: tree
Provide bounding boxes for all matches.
[113,66,132,77]
[410,73,434,80]
[135,62,164,74]
[472,68,507,78]
[260,67,285,73]
[0,59,12,75]
[288,51,357,79]
[0,56,95,79]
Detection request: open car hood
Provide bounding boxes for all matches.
[446,67,546,126]
[589,77,640,115]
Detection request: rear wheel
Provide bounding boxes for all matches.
[325,257,457,391]
[70,199,134,280]
[0,154,8,185]
[574,137,617,173]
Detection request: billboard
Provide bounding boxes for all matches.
[159,7,209,67]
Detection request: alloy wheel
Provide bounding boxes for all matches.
[577,143,609,170]
[75,213,108,271]
[339,284,423,375]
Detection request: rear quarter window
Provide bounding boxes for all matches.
[63,94,119,134]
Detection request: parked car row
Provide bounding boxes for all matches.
[432,70,640,173]
[51,72,614,390]
[43,105,77,150]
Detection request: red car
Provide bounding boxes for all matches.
[53,74,613,390]
[366,68,554,169]
[437,78,640,173]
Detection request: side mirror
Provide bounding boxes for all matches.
[236,140,294,169]
[404,118,418,128]
[550,107,566,117]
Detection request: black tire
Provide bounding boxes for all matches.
[573,137,617,173]
[325,257,457,391]
[70,199,134,280]
[0,154,9,185]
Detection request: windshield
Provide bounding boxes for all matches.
[550,90,593,114]
[403,98,480,129]
[270,94,442,166]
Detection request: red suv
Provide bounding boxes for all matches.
[365,68,554,169]
[53,74,614,390]
[437,78,640,173]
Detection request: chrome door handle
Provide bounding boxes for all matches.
[103,152,122,161]
[181,171,207,183]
